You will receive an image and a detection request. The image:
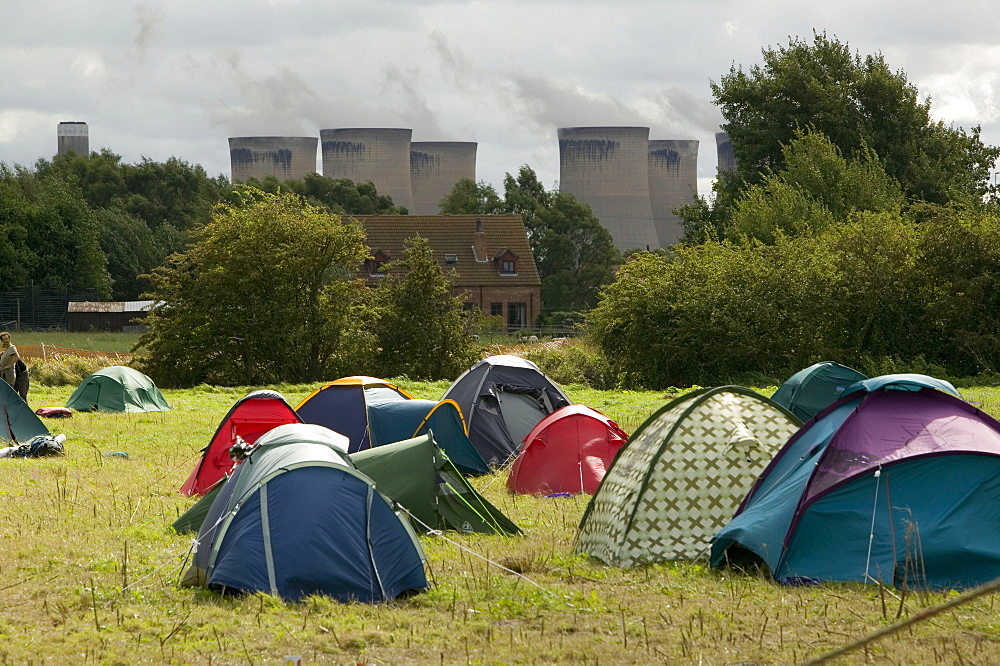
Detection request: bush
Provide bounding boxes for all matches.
[518,340,615,389]
[29,355,126,386]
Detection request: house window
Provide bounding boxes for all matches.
[507,302,527,329]
[490,302,503,317]
[500,258,516,274]
[445,253,459,266]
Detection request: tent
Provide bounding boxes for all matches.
[175,432,517,535]
[507,405,628,495]
[575,386,801,566]
[65,366,170,413]
[711,375,1000,590]
[441,355,572,467]
[182,423,427,603]
[297,377,489,475]
[770,361,868,421]
[180,390,303,497]
[351,434,520,535]
[712,375,1000,588]
[295,376,413,450]
[0,379,49,444]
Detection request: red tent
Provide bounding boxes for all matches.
[180,390,302,496]
[507,405,628,495]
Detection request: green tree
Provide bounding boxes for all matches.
[237,173,406,215]
[370,236,481,380]
[726,130,904,243]
[97,207,162,300]
[438,177,504,214]
[135,189,372,387]
[711,32,999,210]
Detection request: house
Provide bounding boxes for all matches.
[354,215,542,331]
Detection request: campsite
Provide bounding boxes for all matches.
[1,363,998,664]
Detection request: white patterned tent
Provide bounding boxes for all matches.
[575,386,801,566]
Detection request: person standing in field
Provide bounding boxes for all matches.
[0,332,18,387]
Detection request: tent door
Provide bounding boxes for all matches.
[497,390,545,452]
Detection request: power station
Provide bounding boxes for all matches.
[648,139,699,246]
[57,121,89,156]
[409,141,477,215]
[228,136,318,183]
[557,126,659,252]
[320,128,414,211]
[716,131,737,172]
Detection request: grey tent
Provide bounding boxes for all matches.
[441,355,571,467]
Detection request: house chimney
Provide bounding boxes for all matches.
[472,218,489,262]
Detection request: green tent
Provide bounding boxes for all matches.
[66,366,170,413]
[351,434,521,535]
[770,361,868,421]
[576,386,801,566]
[0,379,49,444]
[173,433,521,536]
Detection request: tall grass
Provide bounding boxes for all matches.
[0,380,994,664]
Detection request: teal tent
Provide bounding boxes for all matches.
[770,361,867,421]
[66,366,170,413]
[0,380,49,443]
[712,375,1000,589]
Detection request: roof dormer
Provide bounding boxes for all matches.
[494,249,519,275]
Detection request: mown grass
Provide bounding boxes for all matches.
[1,380,997,665]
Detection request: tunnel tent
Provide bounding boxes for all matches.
[575,386,801,566]
[770,361,868,421]
[507,405,629,495]
[65,366,170,413]
[712,374,1000,590]
[182,423,427,603]
[350,433,520,535]
[295,376,414,451]
[180,389,303,497]
[0,379,49,444]
[441,355,572,467]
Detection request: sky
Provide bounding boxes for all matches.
[3,0,999,198]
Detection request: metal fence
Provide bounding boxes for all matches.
[0,285,101,331]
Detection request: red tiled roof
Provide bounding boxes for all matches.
[351,214,541,288]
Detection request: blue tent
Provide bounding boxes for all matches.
[770,361,867,421]
[182,423,427,603]
[711,375,1000,589]
[295,376,413,451]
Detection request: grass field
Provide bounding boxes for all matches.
[0,378,996,665]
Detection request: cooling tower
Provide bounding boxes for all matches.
[228,137,318,184]
[716,131,737,173]
[57,121,89,156]
[648,139,699,247]
[409,141,477,215]
[558,127,659,251]
[320,128,413,211]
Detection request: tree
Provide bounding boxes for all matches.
[236,173,405,215]
[97,207,162,300]
[135,189,372,387]
[725,130,904,243]
[370,236,481,380]
[710,32,999,209]
[438,177,504,214]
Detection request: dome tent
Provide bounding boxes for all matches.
[180,390,302,497]
[507,405,628,495]
[770,361,868,421]
[576,386,801,566]
[441,355,571,467]
[182,423,427,603]
[0,378,49,444]
[65,366,170,413]
[295,376,413,451]
[711,375,1000,590]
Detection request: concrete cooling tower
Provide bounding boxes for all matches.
[558,127,659,251]
[409,142,477,215]
[321,128,413,211]
[648,139,699,247]
[716,131,737,173]
[57,121,89,156]
[228,137,318,183]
